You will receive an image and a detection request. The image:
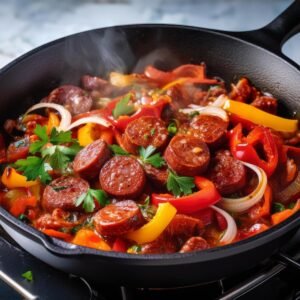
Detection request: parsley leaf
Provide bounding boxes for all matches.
[75,189,110,213]
[110,144,130,156]
[167,122,178,136]
[139,146,165,168]
[21,270,33,282]
[49,127,73,144]
[48,147,70,171]
[15,156,52,184]
[29,125,49,154]
[112,94,135,119]
[167,170,195,197]
[138,196,156,220]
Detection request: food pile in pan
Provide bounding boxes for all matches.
[0,64,299,254]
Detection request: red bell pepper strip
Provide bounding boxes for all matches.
[9,196,37,217]
[151,177,221,214]
[230,124,278,177]
[112,238,128,252]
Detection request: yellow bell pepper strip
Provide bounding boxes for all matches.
[126,202,177,244]
[77,123,95,146]
[72,229,111,251]
[271,199,300,225]
[223,99,298,132]
[1,167,38,189]
[46,112,60,134]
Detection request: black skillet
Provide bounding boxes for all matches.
[0,0,300,288]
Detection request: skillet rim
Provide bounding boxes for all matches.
[0,23,300,264]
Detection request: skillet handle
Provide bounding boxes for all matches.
[234,0,300,59]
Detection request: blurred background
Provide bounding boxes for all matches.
[0,0,299,68]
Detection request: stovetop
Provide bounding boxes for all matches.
[1,226,300,300]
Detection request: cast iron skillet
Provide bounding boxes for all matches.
[0,1,300,288]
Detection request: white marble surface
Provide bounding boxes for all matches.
[0,0,299,68]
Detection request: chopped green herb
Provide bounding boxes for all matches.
[272,202,285,213]
[14,139,27,148]
[129,245,142,253]
[167,122,177,136]
[21,270,33,282]
[150,128,156,136]
[138,196,156,220]
[75,189,110,213]
[18,214,30,223]
[15,156,52,184]
[167,170,195,197]
[112,94,135,119]
[52,186,68,192]
[139,146,165,168]
[143,134,149,140]
[189,111,200,119]
[287,202,296,209]
[109,144,130,156]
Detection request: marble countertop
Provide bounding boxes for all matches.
[0,0,299,68]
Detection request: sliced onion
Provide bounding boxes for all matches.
[67,116,111,131]
[211,94,227,107]
[26,103,72,131]
[211,205,237,244]
[180,105,228,122]
[220,162,268,213]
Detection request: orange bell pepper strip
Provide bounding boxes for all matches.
[78,123,114,146]
[9,196,37,217]
[42,229,73,242]
[46,112,60,134]
[271,199,300,225]
[1,167,38,189]
[72,229,111,251]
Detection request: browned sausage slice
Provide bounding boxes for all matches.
[124,116,168,154]
[44,85,93,115]
[179,237,209,253]
[207,149,246,195]
[99,156,146,198]
[94,200,144,236]
[143,163,168,187]
[164,135,210,176]
[73,139,110,180]
[42,177,89,212]
[190,115,228,148]
[140,234,177,254]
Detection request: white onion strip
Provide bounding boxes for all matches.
[66,116,111,131]
[26,103,72,131]
[211,205,237,244]
[179,105,228,122]
[220,162,268,213]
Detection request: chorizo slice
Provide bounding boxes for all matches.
[143,163,168,187]
[164,135,210,176]
[179,237,209,253]
[73,139,110,180]
[7,137,30,163]
[44,85,93,115]
[190,115,228,148]
[207,149,246,195]
[94,200,144,236]
[42,177,89,212]
[140,234,177,254]
[124,116,168,154]
[250,95,278,114]
[100,156,146,198]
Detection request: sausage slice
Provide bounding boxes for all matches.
[100,156,146,198]
[94,200,144,236]
[164,135,210,176]
[207,149,246,195]
[44,85,93,115]
[190,115,228,148]
[179,237,209,253]
[42,177,89,212]
[143,163,168,187]
[124,116,168,154]
[73,139,110,180]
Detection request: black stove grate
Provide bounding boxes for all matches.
[1,226,299,300]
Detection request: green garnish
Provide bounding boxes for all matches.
[129,245,142,253]
[18,214,30,223]
[15,126,81,183]
[52,186,68,192]
[166,170,195,197]
[150,128,156,136]
[139,146,165,168]
[138,196,156,220]
[272,202,285,213]
[21,270,33,282]
[167,122,177,136]
[109,144,130,156]
[75,189,110,213]
[112,94,135,119]
[15,156,52,184]
[189,111,200,118]
[287,202,296,209]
